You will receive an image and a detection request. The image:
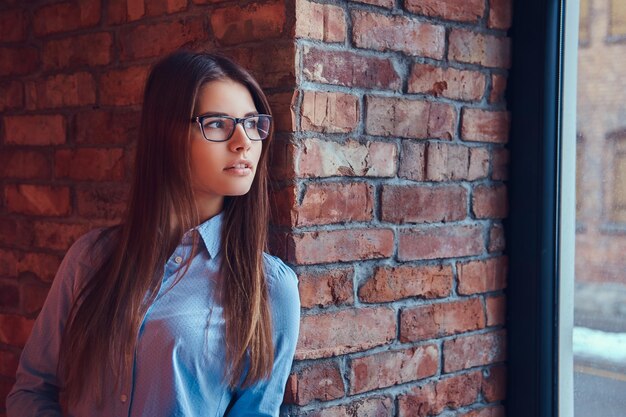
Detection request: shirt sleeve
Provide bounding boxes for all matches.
[225,255,301,417]
[5,229,105,417]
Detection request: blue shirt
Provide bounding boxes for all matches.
[6,213,301,417]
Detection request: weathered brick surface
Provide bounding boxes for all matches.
[398,224,485,261]
[366,96,456,139]
[303,47,401,90]
[300,91,360,133]
[298,267,354,309]
[348,345,438,394]
[457,256,508,294]
[398,371,482,417]
[296,0,346,43]
[443,330,507,372]
[284,362,345,405]
[297,138,397,178]
[3,115,66,146]
[352,10,445,58]
[296,307,395,359]
[359,264,452,303]
[449,29,512,68]
[288,228,394,265]
[381,184,467,223]
[408,63,486,101]
[400,298,486,342]
[405,0,484,23]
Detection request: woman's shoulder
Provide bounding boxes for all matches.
[66,225,119,269]
[262,252,298,287]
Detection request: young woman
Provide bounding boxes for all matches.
[6,50,301,416]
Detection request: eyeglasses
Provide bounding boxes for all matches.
[191,114,272,142]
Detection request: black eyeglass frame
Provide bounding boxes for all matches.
[191,114,272,143]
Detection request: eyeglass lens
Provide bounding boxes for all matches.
[200,115,270,141]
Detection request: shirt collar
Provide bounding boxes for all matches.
[193,211,224,259]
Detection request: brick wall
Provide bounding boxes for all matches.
[0,0,511,415]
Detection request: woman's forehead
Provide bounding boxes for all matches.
[195,78,257,116]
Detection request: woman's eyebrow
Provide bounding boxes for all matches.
[196,111,260,118]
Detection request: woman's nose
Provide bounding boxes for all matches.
[229,123,251,152]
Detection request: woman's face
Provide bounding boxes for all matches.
[190,78,264,218]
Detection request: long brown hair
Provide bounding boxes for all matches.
[58,50,274,406]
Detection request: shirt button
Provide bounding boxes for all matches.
[174,256,183,264]
[120,394,128,403]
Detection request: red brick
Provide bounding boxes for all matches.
[469,146,490,180]
[76,185,129,220]
[0,81,23,111]
[488,223,506,253]
[211,0,286,45]
[302,47,400,90]
[0,219,35,249]
[0,282,19,310]
[107,0,144,23]
[33,221,91,251]
[42,32,112,70]
[461,406,506,417]
[16,252,63,284]
[0,47,39,76]
[297,138,397,178]
[25,72,96,110]
[295,307,395,359]
[20,282,50,315]
[296,0,346,42]
[288,228,394,265]
[76,109,140,145]
[0,250,18,277]
[99,66,149,106]
[300,91,359,133]
[381,185,467,223]
[284,362,345,405]
[443,329,507,372]
[462,109,510,143]
[482,364,507,401]
[490,74,507,104]
[398,224,484,261]
[352,10,445,59]
[351,0,393,8]
[55,148,125,181]
[398,371,482,417]
[0,150,51,180]
[458,256,508,295]
[3,115,66,145]
[267,92,297,133]
[359,264,452,303]
[486,294,506,326]
[449,29,511,68]
[5,185,71,217]
[400,298,485,342]
[295,182,374,226]
[144,0,188,16]
[223,41,296,90]
[0,314,34,347]
[33,0,101,35]
[405,0,484,22]
[489,0,513,29]
[472,184,508,219]
[366,96,456,139]
[303,396,393,417]
[349,345,438,394]
[408,63,485,101]
[492,147,509,180]
[119,18,205,61]
[0,8,27,42]
[399,142,487,182]
[0,350,20,378]
[298,267,354,309]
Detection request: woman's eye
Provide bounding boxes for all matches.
[244,119,258,129]
[204,119,226,129]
